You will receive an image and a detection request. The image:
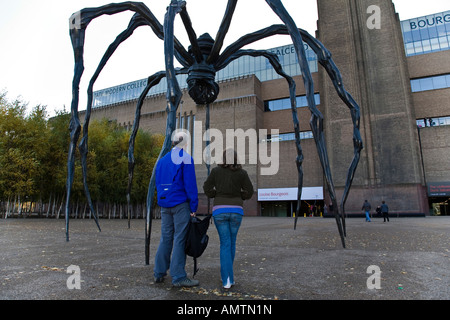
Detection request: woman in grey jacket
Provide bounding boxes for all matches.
[203,149,254,289]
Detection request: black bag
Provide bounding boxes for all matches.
[185,215,212,277]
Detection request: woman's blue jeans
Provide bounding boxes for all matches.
[213,212,243,287]
[154,202,190,284]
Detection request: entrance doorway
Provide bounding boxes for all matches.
[260,200,325,217]
[429,197,449,215]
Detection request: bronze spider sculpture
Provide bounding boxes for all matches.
[67,0,363,264]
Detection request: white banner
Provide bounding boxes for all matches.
[258,187,323,201]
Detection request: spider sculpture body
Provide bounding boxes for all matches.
[67,0,363,264]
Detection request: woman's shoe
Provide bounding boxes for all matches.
[223,277,234,289]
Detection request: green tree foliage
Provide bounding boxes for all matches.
[85,118,163,204]
[0,93,40,200]
[0,91,163,213]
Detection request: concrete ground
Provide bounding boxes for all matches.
[0,216,449,301]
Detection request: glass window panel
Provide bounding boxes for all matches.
[273,100,282,111]
[244,57,250,74]
[282,98,291,109]
[430,38,440,51]
[238,58,245,76]
[249,57,256,73]
[223,66,229,79]
[411,29,421,41]
[428,26,438,38]
[422,39,431,52]
[401,21,411,32]
[413,41,424,54]
[420,27,430,40]
[437,24,447,37]
[272,69,279,80]
[262,70,268,82]
[180,116,184,129]
[419,78,434,91]
[411,79,421,92]
[217,69,224,80]
[403,31,413,43]
[416,119,426,128]
[433,75,447,89]
[438,36,449,49]
[405,43,415,56]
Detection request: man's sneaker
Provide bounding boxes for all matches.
[173,277,199,287]
[154,276,164,284]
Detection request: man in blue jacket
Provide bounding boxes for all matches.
[154,131,199,287]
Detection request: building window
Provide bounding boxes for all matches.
[93,43,319,108]
[411,74,450,92]
[264,94,320,112]
[265,131,314,142]
[401,11,450,57]
[417,116,450,128]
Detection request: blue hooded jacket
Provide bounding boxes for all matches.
[155,147,198,213]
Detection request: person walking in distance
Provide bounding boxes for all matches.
[381,201,389,222]
[362,199,372,222]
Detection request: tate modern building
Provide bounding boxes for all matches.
[81,1,450,217]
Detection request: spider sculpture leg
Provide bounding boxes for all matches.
[298,29,363,236]
[216,49,304,227]
[218,23,362,243]
[126,71,166,228]
[67,2,189,241]
[140,0,185,265]
[254,51,304,227]
[205,103,211,215]
[77,14,150,235]
[84,13,165,229]
[126,68,188,229]
[265,0,347,247]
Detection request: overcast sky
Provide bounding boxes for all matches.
[0,0,449,117]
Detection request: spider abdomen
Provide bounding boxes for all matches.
[187,63,219,105]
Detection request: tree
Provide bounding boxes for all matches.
[0,93,39,202]
[0,90,163,218]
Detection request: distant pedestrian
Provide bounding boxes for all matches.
[376,206,381,217]
[362,200,371,222]
[381,201,389,222]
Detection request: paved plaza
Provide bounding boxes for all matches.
[0,216,449,301]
